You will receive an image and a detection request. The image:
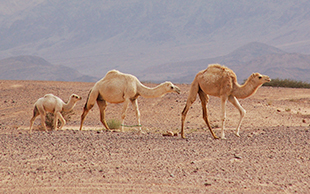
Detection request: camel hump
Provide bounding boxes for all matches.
[206,64,232,73]
[107,69,121,75]
[104,69,139,83]
[104,69,128,79]
[43,94,55,98]
[203,63,237,81]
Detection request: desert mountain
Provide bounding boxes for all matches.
[0,55,98,82]
[1,1,310,80]
[141,42,310,83]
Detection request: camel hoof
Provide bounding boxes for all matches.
[221,136,227,140]
[235,133,240,137]
[181,135,187,139]
[213,136,219,139]
[138,130,146,134]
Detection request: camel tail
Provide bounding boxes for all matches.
[83,88,97,110]
[83,89,92,110]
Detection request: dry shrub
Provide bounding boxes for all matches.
[107,119,121,129]
[263,78,310,88]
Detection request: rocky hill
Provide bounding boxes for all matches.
[0,55,98,82]
[0,1,310,80]
[141,42,310,83]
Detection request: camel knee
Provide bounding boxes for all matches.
[121,113,126,120]
[220,115,226,122]
[181,104,190,117]
[59,120,66,130]
[241,109,246,117]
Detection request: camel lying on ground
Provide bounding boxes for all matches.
[29,94,82,132]
[181,64,271,139]
[80,70,180,132]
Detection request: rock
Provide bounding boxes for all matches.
[162,131,174,136]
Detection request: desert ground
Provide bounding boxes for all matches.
[0,80,310,193]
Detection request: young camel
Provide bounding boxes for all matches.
[80,70,181,132]
[29,94,82,132]
[181,64,271,139]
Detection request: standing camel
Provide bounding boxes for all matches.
[80,70,180,132]
[30,94,82,132]
[181,64,270,139]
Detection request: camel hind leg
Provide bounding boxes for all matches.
[181,80,200,139]
[198,90,218,139]
[80,89,98,131]
[29,106,39,133]
[96,97,110,130]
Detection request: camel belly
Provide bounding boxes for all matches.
[99,89,125,104]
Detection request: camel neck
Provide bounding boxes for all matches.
[62,99,76,112]
[138,83,167,98]
[233,80,261,99]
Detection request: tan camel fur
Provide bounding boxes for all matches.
[30,94,82,132]
[181,64,271,139]
[80,70,181,132]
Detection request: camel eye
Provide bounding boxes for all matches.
[170,86,174,89]
[258,76,262,79]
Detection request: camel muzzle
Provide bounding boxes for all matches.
[175,87,181,94]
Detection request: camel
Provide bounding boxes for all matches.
[80,70,181,132]
[29,94,82,132]
[181,64,271,139]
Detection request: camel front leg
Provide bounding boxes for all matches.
[228,95,246,137]
[96,99,109,130]
[120,99,130,132]
[39,113,48,132]
[198,90,218,139]
[56,112,66,130]
[131,99,142,132]
[220,96,228,139]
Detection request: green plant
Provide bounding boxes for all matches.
[107,119,121,129]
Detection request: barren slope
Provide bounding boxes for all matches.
[0,80,309,193]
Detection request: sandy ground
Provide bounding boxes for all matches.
[0,80,310,193]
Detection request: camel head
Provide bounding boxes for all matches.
[69,94,82,102]
[163,82,181,94]
[250,73,271,86]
